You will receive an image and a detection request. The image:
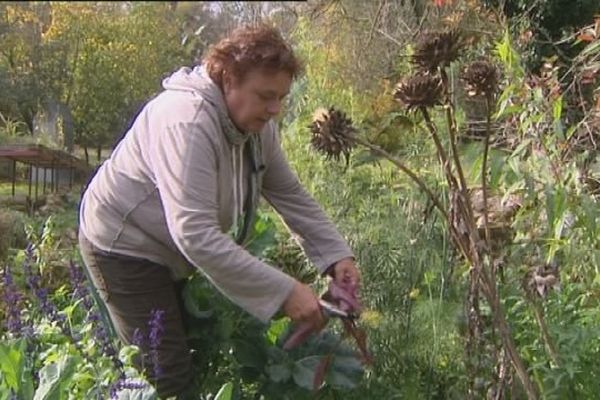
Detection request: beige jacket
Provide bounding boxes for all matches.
[79,65,354,323]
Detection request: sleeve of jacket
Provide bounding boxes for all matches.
[149,107,295,323]
[261,124,354,275]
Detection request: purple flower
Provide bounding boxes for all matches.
[132,328,145,348]
[1,265,23,335]
[148,309,165,378]
[22,247,59,320]
[68,260,89,302]
[109,378,147,399]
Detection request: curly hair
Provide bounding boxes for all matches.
[203,24,303,88]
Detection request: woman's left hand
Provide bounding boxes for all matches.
[329,257,361,287]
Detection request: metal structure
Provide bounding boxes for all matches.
[0,144,91,208]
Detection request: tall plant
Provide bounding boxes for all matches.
[308,30,540,398]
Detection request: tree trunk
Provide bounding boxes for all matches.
[96,145,102,162]
[84,145,89,164]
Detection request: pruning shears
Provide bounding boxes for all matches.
[318,299,359,320]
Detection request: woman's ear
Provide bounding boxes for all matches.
[222,71,234,94]
[222,71,231,95]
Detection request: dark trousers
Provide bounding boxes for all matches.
[78,232,197,399]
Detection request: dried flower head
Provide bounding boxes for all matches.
[462,60,499,98]
[412,29,463,72]
[393,74,443,111]
[309,107,356,161]
[526,264,560,299]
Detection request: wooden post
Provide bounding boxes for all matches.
[28,164,32,198]
[43,167,47,194]
[28,164,32,216]
[11,159,16,197]
[34,164,39,205]
[50,161,55,193]
[69,165,74,190]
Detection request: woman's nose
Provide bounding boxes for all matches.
[267,100,281,115]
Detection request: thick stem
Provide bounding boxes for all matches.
[493,348,510,400]
[439,69,481,244]
[420,107,460,190]
[478,268,539,400]
[466,266,482,399]
[440,68,470,195]
[531,299,561,367]
[482,95,492,249]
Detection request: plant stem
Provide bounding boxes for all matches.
[420,107,459,190]
[482,95,493,250]
[440,68,470,195]
[530,298,561,367]
[352,136,448,221]
[479,269,539,399]
[352,136,471,259]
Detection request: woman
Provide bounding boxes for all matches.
[78,24,360,399]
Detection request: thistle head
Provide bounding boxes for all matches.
[393,74,443,111]
[462,60,499,98]
[412,29,464,72]
[309,107,356,161]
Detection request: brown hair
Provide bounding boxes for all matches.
[203,24,303,88]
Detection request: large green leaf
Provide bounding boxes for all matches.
[292,356,322,390]
[182,277,214,319]
[0,340,23,391]
[0,339,33,399]
[327,355,364,389]
[243,213,278,258]
[33,356,77,400]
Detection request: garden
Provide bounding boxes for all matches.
[2,1,600,399]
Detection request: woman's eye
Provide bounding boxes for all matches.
[258,92,279,102]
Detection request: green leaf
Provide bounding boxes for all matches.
[182,278,214,319]
[232,339,267,369]
[553,96,563,122]
[214,382,234,400]
[33,356,77,400]
[327,355,364,389]
[0,338,33,398]
[243,213,278,258]
[0,340,23,391]
[114,384,157,400]
[266,317,290,346]
[266,364,292,383]
[292,356,322,390]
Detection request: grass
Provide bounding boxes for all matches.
[0,182,30,197]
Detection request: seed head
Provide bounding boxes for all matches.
[462,60,499,98]
[309,107,356,162]
[393,74,443,111]
[412,29,464,72]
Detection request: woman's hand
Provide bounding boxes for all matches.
[328,257,361,287]
[282,281,326,331]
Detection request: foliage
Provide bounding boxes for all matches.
[3,1,600,399]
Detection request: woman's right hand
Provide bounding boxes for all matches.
[282,280,326,331]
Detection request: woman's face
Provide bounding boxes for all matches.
[223,68,292,133]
